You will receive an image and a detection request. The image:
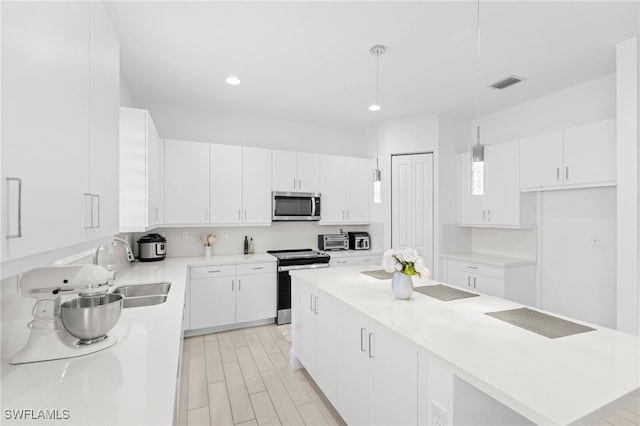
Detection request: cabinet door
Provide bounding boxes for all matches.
[446,268,471,290]
[210,144,242,224]
[474,274,505,298]
[164,140,210,224]
[242,147,272,224]
[458,153,485,225]
[314,293,339,405]
[368,322,418,426]
[146,114,162,227]
[337,305,369,426]
[519,130,564,189]
[236,273,276,323]
[563,118,616,186]
[344,157,371,223]
[297,152,320,193]
[319,155,347,223]
[2,2,90,261]
[119,107,148,231]
[271,150,297,192]
[190,276,236,329]
[485,142,520,226]
[88,1,119,239]
[297,282,317,375]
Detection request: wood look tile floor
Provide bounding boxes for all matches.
[178,324,639,426]
[178,324,345,426]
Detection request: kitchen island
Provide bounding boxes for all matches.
[290,265,640,425]
[0,254,275,425]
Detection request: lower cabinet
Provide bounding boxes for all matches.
[337,304,418,426]
[296,281,339,405]
[445,258,536,306]
[188,262,276,331]
[329,252,381,267]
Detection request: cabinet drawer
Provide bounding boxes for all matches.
[236,262,276,275]
[190,264,236,279]
[446,260,505,279]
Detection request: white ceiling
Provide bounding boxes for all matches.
[106,1,639,132]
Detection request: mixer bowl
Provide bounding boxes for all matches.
[61,293,123,344]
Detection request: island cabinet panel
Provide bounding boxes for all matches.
[296,280,339,405]
[337,303,418,426]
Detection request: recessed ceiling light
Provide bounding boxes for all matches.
[225,76,241,86]
[369,104,381,111]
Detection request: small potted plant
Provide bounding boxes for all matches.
[382,248,430,299]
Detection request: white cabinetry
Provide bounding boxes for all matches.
[337,304,418,426]
[210,145,272,226]
[459,142,535,228]
[296,281,339,405]
[188,262,276,332]
[329,252,381,267]
[319,155,371,224]
[272,150,320,193]
[1,2,119,276]
[445,258,536,306]
[119,108,164,231]
[164,139,210,225]
[519,118,616,191]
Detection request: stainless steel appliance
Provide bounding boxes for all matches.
[272,192,321,221]
[318,233,348,251]
[348,232,371,250]
[268,249,330,325]
[138,233,166,262]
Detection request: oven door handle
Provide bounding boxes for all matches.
[278,263,330,272]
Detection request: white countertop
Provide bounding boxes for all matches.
[442,252,537,267]
[0,254,276,425]
[291,265,639,425]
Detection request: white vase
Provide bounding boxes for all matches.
[392,272,414,300]
[204,246,212,258]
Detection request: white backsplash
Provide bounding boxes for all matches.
[441,223,537,260]
[128,222,373,258]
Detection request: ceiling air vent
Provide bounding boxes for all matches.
[488,75,526,90]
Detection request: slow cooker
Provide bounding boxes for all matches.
[137,234,167,262]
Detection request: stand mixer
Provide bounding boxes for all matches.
[10,264,120,365]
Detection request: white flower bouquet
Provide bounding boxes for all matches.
[382,248,430,281]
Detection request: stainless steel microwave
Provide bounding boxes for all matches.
[272,192,321,221]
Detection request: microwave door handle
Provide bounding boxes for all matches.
[311,197,316,217]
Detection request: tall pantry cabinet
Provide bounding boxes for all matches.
[1,2,120,277]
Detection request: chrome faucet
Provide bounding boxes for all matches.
[94,237,136,265]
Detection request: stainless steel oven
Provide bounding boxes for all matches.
[267,249,330,324]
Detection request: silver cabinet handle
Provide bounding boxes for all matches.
[84,193,92,229]
[84,193,100,229]
[208,270,221,273]
[252,266,264,270]
[467,276,471,287]
[347,210,350,220]
[342,210,345,219]
[337,260,347,264]
[473,277,477,288]
[487,210,491,222]
[6,177,22,238]
[154,206,159,221]
[314,295,318,315]
[467,266,478,270]
[310,294,315,312]
[93,194,100,229]
[298,179,301,189]
[360,327,367,352]
[244,209,247,221]
[238,279,241,291]
[238,209,241,220]
[368,333,375,358]
[293,178,296,189]
[557,167,560,181]
[482,210,486,221]
[566,166,569,181]
[231,279,234,291]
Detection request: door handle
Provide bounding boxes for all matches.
[314,295,318,315]
[238,209,241,220]
[565,166,569,181]
[360,327,367,352]
[238,279,241,291]
[6,177,22,238]
[487,210,491,222]
[293,178,296,189]
[244,209,247,221]
[368,332,375,358]
[482,210,486,221]
[467,276,471,287]
[298,179,301,189]
[473,277,477,289]
[231,279,234,291]
[93,194,100,229]
[556,167,560,181]
[310,294,315,312]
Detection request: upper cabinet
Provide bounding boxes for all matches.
[272,150,320,193]
[119,108,164,232]
[459,142,535,228]
[520,118,616,191]
[164,139,210,225]
[241,147,272,225]
[1,2,119,276]
[319,155,371,224]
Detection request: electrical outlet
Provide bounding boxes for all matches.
[496,231,503,240]
[590,236,600,247]
[432,402,448,426]
[222,231,228,239]
[182,232,188,240]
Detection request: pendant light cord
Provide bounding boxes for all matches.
[376,49,380,170]
[475,0,481,145]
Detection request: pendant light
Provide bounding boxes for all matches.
[470,0,486,196]
[370,44,385,204]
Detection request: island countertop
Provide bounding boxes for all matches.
[290,265,640,425]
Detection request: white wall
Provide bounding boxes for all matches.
[473,73,617,328]
[134,100,367,157]
[120,73,135,107]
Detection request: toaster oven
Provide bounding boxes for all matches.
[318,234,348,251]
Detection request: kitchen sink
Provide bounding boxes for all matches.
[113,282,171,308]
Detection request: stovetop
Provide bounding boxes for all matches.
[267,248,330,263]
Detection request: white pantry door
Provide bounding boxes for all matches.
[391,153,434,273]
